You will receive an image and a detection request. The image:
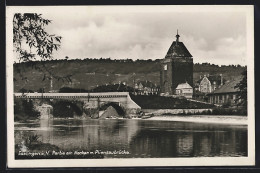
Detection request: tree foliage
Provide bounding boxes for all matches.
[234,70,247,108]
[14,98,40,119]
[13,13,73,84]
[13,13,61,62]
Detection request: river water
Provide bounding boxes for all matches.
[14,119,247,158]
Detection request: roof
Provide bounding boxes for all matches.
[208,75,222,85]
[197,75,222,85]
[208,77,242,95]
[39,103,53,108]
[176,82,192,89]
[165,41,192,58]
[137,81,157,88]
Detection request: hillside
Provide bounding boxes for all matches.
[13,59,246,92]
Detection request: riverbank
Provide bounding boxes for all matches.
[146,115,248,125]
[14,115,248,126]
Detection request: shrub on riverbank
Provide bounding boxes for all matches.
[14,98,40,121]
[15,133,104,159]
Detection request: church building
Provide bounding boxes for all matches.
[160,31,193,96]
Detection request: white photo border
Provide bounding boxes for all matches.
[6,5,255,168]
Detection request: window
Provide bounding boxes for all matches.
[164,64,167,70]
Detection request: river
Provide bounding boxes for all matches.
[14,118,247,158]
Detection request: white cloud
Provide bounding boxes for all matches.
[188,35,246,65]
[24,6,248,65]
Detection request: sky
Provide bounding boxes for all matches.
[10,6,251,65]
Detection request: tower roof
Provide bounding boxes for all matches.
[165,31,192,58]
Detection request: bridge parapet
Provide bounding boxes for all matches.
[14,92,128,99]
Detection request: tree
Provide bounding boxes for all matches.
[19,88,27,93]
[13,13,61,62]
[38,88,45,93]
[13,13,72,84]
[19,88,34,93]
[234,70,247,108]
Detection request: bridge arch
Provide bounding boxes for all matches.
[14,92,141,118]
[99,102,126,117]
[52,100,84,118]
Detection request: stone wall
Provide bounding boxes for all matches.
[126,93,141,114]
[142,109,212,115]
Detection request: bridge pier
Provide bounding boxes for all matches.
[35,103,53,119]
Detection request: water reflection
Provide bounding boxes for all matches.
[176,134,193,156]
[40,119,54,144]
[15,119,247,158]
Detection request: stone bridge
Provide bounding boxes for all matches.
[14,92,141,118]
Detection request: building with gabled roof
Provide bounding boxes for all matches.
[135,80,159,95]
[160,30,193,96]
[207,77,242,106]
[196,74,224,93]
[175,82,193,98]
